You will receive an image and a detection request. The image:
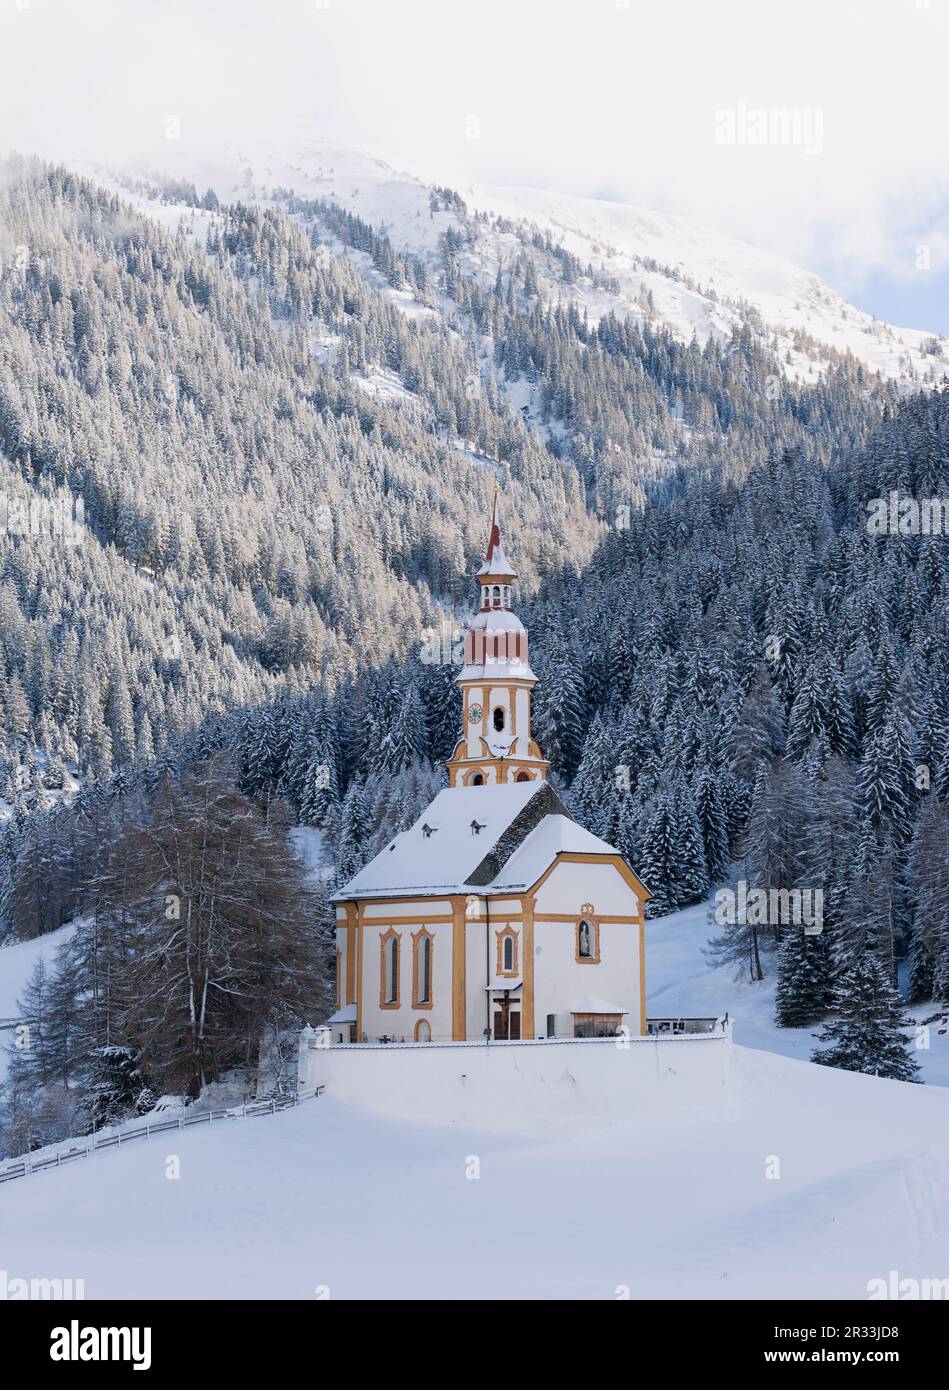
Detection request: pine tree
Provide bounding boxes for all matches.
[532,642,585,778]
[786,660,825,761]
[811,953,920,1082]
[570,711,617,837]
[83,1045,155,1131]
[380,682,428,773]
[733,668,786,780]
[908,796,949,1001]
[775,928,830,1027]
[671,774,709,906]
[336,775,372,884]
[857,711,915,843]
[693,764,729,885]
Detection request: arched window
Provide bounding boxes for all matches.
[470,772,484,786]
[413,929,433,1007]
[380,930,400,1007]
[492,585,501,609]
[414,1019,431,1042]
[493,706,505,732]
[515,770,530,782]
[496,926,518,977]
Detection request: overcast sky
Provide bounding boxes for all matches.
[4,0,947,331]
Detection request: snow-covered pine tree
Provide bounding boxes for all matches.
[531,642,585,779]
[671,773,710,906]
[907,795,949,1002]
[811,953,920,1082]
[774,927,830,1027]
[786,659,825,761]
[693,764,729,886]
[637,791,678,918]
[570,711,617,838]
[83,1046,155,1132]
[335,775,373,884]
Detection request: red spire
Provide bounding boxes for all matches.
[484,487,501,564]
[477,485,516,581]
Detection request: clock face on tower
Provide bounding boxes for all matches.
[468,703,483,724]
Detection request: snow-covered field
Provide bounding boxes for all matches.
[2,898,948,1300]
[2,1042,947,1300]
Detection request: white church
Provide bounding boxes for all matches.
[327,496,652,1045]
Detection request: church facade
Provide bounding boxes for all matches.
[329,498,651,1044]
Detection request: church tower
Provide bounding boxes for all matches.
[446,492,549,787]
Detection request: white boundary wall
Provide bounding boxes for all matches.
[297,1028,734,1133]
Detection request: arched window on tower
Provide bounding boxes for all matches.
[493,706,505,732]
[492,585,501,609]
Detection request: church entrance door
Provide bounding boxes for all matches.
[493,1009,521,1040]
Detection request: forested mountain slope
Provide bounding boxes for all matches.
[0,155,895,821]
[0,158,591,805]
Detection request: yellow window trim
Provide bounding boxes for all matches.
[576,905,601,964]
[379,927,401,1010]
[496,924,519,977]
[411,927,434,1010]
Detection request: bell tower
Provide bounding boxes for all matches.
[446,492,548,788]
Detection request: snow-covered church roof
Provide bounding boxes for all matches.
[332,782,625,901]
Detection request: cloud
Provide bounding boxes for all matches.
[2,0,946,322]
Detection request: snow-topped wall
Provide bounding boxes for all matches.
[297,1029,734,1133]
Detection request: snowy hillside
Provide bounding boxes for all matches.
[0,923,75,1021]
[0,924,76,1080]
[647,898,949,1089]
[3,1040,948,1300]
[102,124,949,389]
[4,895,947,1298]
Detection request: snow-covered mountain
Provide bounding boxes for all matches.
[94,124,948,390]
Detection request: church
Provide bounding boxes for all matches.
[328,496,651,1044]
